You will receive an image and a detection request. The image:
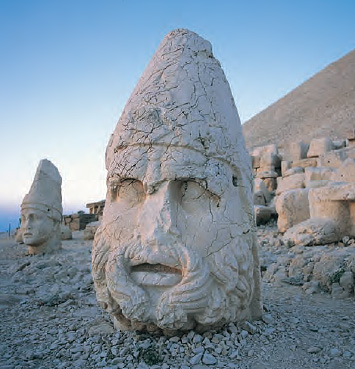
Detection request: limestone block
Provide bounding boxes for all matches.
[260,152,281,169]
[251,144,278,158]
[309,183,355,237]
[305,166,334,182]
[253,191,265,205]
[332,140,346,150]
[346,128,355,141]
[20,159,62,255]
[254,178,271,203]
[309,182,355,203]
[305,166,334,188]
[256,169,278,179]
[290,140,309,161]
[291,158,317,169]
[251,155,260,169]
[275,189,310,233]
[283,167,304,178]
[307,137,333,158]
[92,29,262,334]
[83,221,101,240]
[313,250,355,292]
[317,147,349,168]
[306,180,330,189]
[330,158,355,182]
[70,218,80,231]
[263,177,277,192]
[281,160,292,176]
[254,205,274,225]
[276,173,305,195]
[339,271,354,297]
[283,218,340,247]
[61,225,72,240]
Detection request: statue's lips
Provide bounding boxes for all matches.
[23,232,32,237]
[130,263,183,287]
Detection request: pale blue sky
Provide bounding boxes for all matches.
[0,0,354,231]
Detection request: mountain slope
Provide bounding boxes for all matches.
[242,49,355,156]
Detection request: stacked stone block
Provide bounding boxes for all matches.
[62,212,97,231]
[251,134,355,245]
[250,144,280,224]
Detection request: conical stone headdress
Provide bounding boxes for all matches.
[106,28,252,191]
[21,159,63,221]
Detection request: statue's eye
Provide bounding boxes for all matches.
[111,179,145,205]
[180,180,220,211]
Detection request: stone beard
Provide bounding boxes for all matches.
[92,144,259,334]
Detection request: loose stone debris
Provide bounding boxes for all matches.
[1,227,354,368]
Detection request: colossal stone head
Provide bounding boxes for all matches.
[92,29,262,334]
[20,159,62,255]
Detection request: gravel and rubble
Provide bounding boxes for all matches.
[0,228,354,369]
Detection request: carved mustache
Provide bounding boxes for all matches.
[103,239,213,329]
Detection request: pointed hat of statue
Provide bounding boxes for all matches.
[21,159,63,221]
[106,28,252,187]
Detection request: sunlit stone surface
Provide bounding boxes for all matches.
[92,29,262,334]
[20,159,62,255]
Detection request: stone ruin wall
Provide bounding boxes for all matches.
[251,130,355,298]
[62,212,97,232]
[250,129,355,238]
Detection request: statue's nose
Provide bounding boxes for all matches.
[139,181,179,236]
[23,218,31,229]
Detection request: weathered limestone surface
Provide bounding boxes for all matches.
[282,182,355,246]
[318,146,355,168]
[291,158,317,169]
[20,159,62,255]
[330,158,355,182]
[83,220,101,240]
[252,137,355,242]
[283,218,340,247]
[275,189,310,233]
[92,29,262,334]
[290,140,309,161]
[60,225,72,240]
[307,137,333,158]
[283,167,304,178]
[254,205,275,225]
[276,173,305,195]
[304,166,334,185]
[254,178,271,204]
[62,212,97,231]
[309,183,355,237]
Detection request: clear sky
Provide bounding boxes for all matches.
[0,0,354,231]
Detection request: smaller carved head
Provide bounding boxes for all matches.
[21,207,60,247]
[20,159,62,254]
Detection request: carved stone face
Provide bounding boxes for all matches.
[93,145,257,333]
[92,28,261,334]
[21,208,55,245]
[21,208,59,254]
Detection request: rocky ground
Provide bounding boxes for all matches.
[0,226,354,369]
